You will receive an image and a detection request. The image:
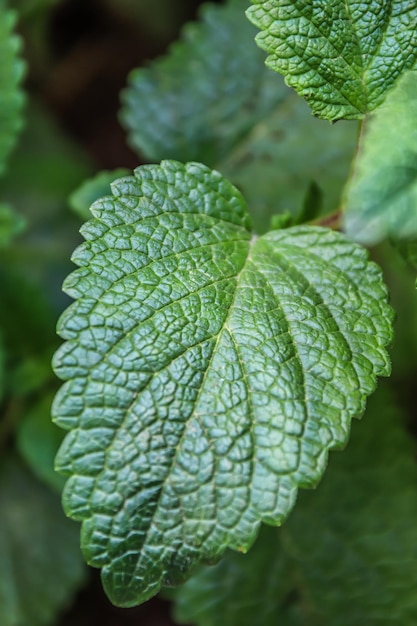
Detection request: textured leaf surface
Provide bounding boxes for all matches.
[0,456,86,626]
[53,161,392,607]
[0,5,25,175]
[120,0,357,231]
[344,70,417,244]
[247,0,417,121]
[174,387,417,625]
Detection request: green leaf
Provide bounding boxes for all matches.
[0,456,86,626]
[120,0,357,232]
[0,5,25,175]
[69,168,130,221]
[344,70,417,244]
[247,0,417,121]
[174,385,417,625]
[121,0,280,164]
[394,239,417,272]
[53,161,392,607]
[17,392,65,492]
[0,203,25,248]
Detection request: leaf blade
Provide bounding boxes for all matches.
[246,0,417,120]
[344,70,417,244]
[174,386,417,626]
[53,162,393,607]
[120,0,357,231]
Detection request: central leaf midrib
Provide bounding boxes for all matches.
[123,236,256,587]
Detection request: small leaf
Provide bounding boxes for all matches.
[53,161,392,607]
[247,0,417,121]
[173,386,417,625]
[0,456,86,626]
[0,203,25,248]
[120,0,357,231]
[17,392,65,492]
[394,239,417,272]
[344,70,417,244]
[0,5,25,175]
[69,168,130,221]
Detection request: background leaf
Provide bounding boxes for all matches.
[0,203,25,248]
[0,3,25,176]
[173,385,417,625]
[344,70,417,245]
[53,161,392,608]
[120,0,357,232]
[247,0,417,121]
[68,168,130,222]
[17,392,65,492]
[0,456,86,626]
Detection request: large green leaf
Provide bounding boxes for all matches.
[120,0,357,232]
[344,70,417,245]
[174,386,417,625]
[0,4,25,175]
[53,161,392,607]
[247,0,417,121]
[0,456,86,626]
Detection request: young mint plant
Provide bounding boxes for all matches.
[53,160,392,606]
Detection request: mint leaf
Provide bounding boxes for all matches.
[174,386,417,625]
[0,5,25,175]
[344,70,417,244]
[120,0,357,231]
[121,0,281,164]
[69,168,130,221]
[247,0,417,121]
[53,161,392,607]
[0,456,86,626]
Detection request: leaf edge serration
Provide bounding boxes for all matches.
[52,160,394,607]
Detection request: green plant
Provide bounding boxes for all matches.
[2,0,417,624]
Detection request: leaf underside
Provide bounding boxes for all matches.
[247,0,417,120]
[344,70,417,245]
[53,161,392,607]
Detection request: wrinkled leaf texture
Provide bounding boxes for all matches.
[174,386,417,626]
[247,0,417,121]
[53,161,392,606]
